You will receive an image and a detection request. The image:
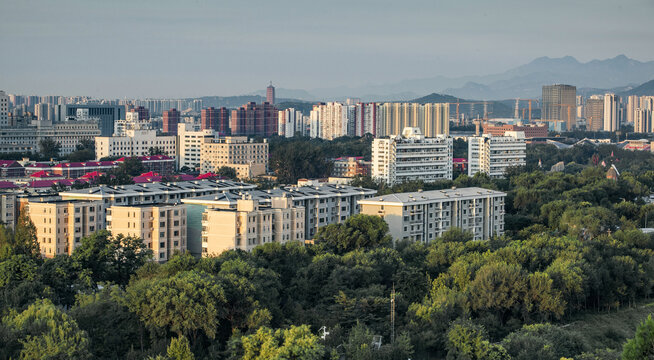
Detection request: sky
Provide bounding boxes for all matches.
[1,0,653,98]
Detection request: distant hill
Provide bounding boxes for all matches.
[409,93,515,118]
[622,79,654,96]
[410,93,462,104]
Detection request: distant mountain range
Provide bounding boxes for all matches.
[247,55,654,102]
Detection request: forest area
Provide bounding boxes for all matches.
[2,141,654,359]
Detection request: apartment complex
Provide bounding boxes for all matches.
[27,199,104,257]
[372,127,453,185]
[585,97,604,131]
[230,102,278,137]
[107,203,187,262]
[542,84,577,131]
[377,102,450,138]
[604,94,621,132]
[163,108,180,135]
[184,194,304,256]
[468,131,526,178]
[200,137,268,179]
[331,157,371,178]
[177,123,219,171]
[201,107,230,134]
[358,187,506,243]
[481,123,548,138]
[95,129,176,159]
[635,108,652,133]
[0,192,17,229]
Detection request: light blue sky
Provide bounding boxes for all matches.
[1,0,653,98]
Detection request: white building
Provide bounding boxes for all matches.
[278,108,305,138]
[603,94,620,132]
[0,91,8,127]
[372,127,453,185]
[635,108,652,133]
[177,123,218,171]
[0,121,100,155]
[358,187,506,243]
[468,131,526,178]
[114,111,153,137]
[95,129,176,160]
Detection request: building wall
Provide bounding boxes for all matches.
[200,137,268,178]
[542,84,577,131]
[635,108,652,133]
[585,97,605,132]
[0,91,8,128]
[95,129,176,160]
[177,123,218,171]
[107,204,187,262]
[468,131,526,178]
[0,193,16,229]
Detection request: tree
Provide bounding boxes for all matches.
[167,335,195,360]
[269,141,331,184]
[217,166,238,180]
[446,319,510,360]
[3,299,91,359]
[240,325,325,360]
[314,214,392,254]
[148,147,166,156]
[116,157,145,177]
[39,138,61,159]
[4,210,40,258]
[621,314,654,360]
[501,323,586,360]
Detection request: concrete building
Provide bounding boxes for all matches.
[266,83,275,105]
[57,104,124,136]
[313,102,352,140]
[331,157,371,178]
[372,127,453,185]
[359,187,505,243]
[354,102,378,136]
[0,90,8,128]
[585,97,604,132]
[542,84,577,131]
[481,123,548,138]
[183,194,304,256]
[177,123,219,171]
[468,131,526,178]
[604,94,621,132]
[200,137,268,179]
[230,102,278,137]
[278,108,304,138]
[0,192,17,229]
[635,108,652,133]
[27,199,104,258]
[114,111,152,137]
[95,129,176,160]
[376,102,450,138]
[107,203,187,262]
[201,107,230,134]
[0,121,100,155]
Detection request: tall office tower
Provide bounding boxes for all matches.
[585,96,604,131]
[0,91,8,127]
[468,131,526,178]
[542,84,577,131]
[372,127,452,185]
[163,108,181,135]
[130,106,150,121]
[230,102,278,137]
[355,102,378,136]
[266,82,275,104]
[603,94,620,132]
[626,95,639,123]
[201,107,229,134]
[634,108,652,133]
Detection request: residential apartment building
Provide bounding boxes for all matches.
[201,107,230,134]
[0,192,16,229]
[376,102,449,138]
[635,108,652,133]
[542,84,577,131]
[230,102,278,137]
[278,108,305,138]
[95,129,176,160]
[358,187,506,243]
[201,137,268,179]
[177,123,219,171]
[585,97,604,131]
[163,108,180,135]
[0,121,100,155]
[107,203,187,262]
[481,123,548,138]
[468,131,526,178]
[27,199,104,257]
[604,94,621,132]
[372,127,453,185]
[331,157,371,178]
[0,90,8,127]
[183,194,304,256]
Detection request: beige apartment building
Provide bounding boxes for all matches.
[359,187,505,243]
[95,129,176,160]
[184,194,304,256]
[201,137,268,179]
[27,200,104,258]
[107,203,187,262]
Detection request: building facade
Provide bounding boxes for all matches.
[95,129,176,160]
[358,187,506,243]
[542,84,577,131]
[0,121,100,156]
[331,157,371,178]
[201,107,230,134]
[200,137,268,179]
[481,123,548,138]
[163,108,180,135]
[635,108,652,133]
[0,90,8,127]
[107,203,187,262]
[585,97,604,131]
[58,104,123,136]
[372,127,453,185]
[468,131,526,178]
[603,94,621,132]
[230,102,278,137]
[177,123,219,171]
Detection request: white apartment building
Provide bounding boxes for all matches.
[114,111,153,137]
[372,127,453,185]
[278,108,306,138]
[177,123,218,171]
[95,128,176,160]
[604,94,621,132]
[107,203,187,262]
[468,131,526,178]
[358,187,506,243]
[635,108,652,133]
[0,121,100,155]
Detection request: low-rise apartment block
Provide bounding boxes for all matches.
[95,129,176,160]
[177,123,219,171]
[372,127,452,185]
[468,131,526,178]
[358,187,505,243]
[201,136,268,179]
[27,199,104,257]
[107,203,187,262]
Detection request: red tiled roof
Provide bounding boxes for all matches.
[30,170,57,178]
[139,171,160,177]
[196,173,219,179]
[133,176,162,183]
[80,171,104,179]
[0,181,18,189]
[25,163,53,169]
[27,179,89,188]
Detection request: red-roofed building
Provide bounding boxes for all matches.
[30,170,59,178]
[0,181,18,189]
[0,160,25,178]
[51,161,119,178]
[453,158,468,172]
[24,163,54,176]
[117,155,174,175]
[482,123,548,138]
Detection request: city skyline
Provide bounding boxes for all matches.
[2,0,654,98]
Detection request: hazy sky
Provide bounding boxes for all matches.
[1,0,653,98]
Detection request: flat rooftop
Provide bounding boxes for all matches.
[358,187,506,205]
[60,179,257,198]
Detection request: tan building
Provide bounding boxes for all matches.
[184,194,304,256]
[27,200,104,258]
[107,203,187,262]
[359,187,505,243]
[201,137,268,179]
[95,129,176,160]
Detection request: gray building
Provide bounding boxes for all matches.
[56,104,124,136]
